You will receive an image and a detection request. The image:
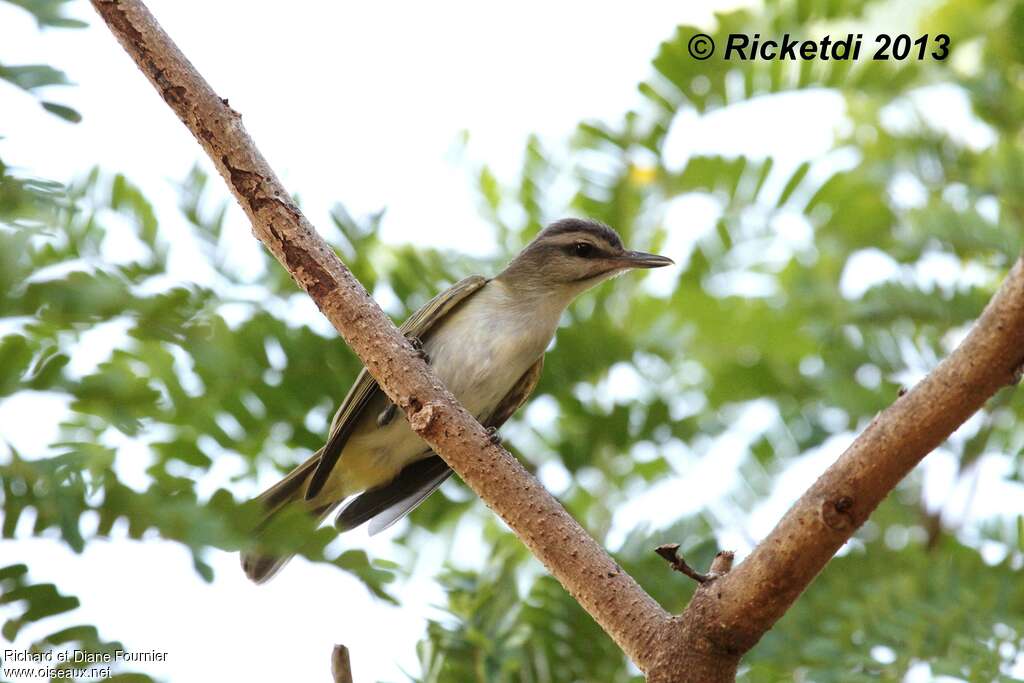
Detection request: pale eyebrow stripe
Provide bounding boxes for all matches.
[546,232,616,250]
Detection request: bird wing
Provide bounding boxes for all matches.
[333,455,450,533]
[334,356,545,535]
[483,354,545,431]
[305,275,489,500]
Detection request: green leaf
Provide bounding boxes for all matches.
[0,63,70,91]
[5,0,89,29]
[41,100,81,122]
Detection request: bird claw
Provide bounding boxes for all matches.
[377,403,398,428]
[407,335,430,364]
[485,426,502,445]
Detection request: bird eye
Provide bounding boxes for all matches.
[573,242,594,258]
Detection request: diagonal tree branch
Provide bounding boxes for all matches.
[90,1,1024,681]
[716,257,1024,647]
[647,258,1024,682]
[88,0,670,672]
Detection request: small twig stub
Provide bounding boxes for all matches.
[656,543,733,585]
[332,644,353,683]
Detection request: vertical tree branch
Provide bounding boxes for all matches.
[88,0,670,671]
[332,645,353,683]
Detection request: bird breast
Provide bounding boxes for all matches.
[424,283,557,419]
[333,280,563,498]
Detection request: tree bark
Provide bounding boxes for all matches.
[90,1,1024,680]
[331,645,353,683]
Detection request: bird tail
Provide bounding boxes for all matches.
[240,451,340,584]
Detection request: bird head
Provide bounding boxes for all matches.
[497,218,673,296]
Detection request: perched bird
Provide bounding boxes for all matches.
[241,218,673,582]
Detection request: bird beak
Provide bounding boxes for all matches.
[618,250,675,269]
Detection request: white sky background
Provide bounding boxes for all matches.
[2,1,1022,682]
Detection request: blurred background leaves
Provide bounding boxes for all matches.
[2,0,1024,680]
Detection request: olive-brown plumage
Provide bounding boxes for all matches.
[241,218,672,583]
